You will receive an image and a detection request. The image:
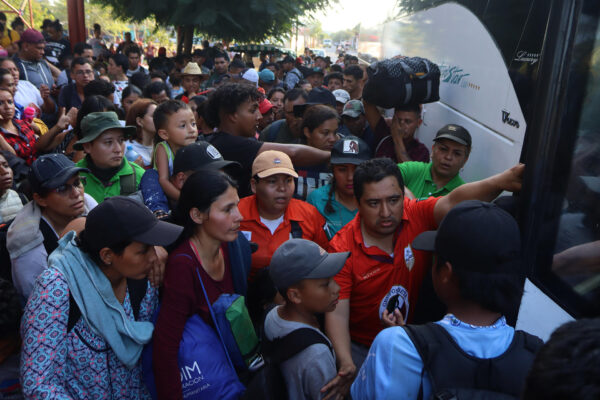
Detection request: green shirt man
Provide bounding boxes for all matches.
[76,157,144,204]
[399,161,465,200]
[399,123,472,200]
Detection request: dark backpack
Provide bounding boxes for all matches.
[404,323,543,400]
[0,220,13,282]
[363,57,440,108]
[242,328,333,400]
[67,278,148,332]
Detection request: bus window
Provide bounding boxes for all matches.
[546,6,600,314]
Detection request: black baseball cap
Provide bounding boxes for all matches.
[85,196,183,248]
[282,55,295,64]
[330,136,371,165]
[28,153,89,193]
[293,87,337,117]
[172,142,242,175]
[269,239,350,289]
[412,200,521,273]
[434,124,472,147]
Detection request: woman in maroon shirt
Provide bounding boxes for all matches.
[152,170,244,399]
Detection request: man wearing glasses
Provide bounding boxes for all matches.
[57,57,94,112]
[7,153,97,301]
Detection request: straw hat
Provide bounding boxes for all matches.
[182,62,208,76]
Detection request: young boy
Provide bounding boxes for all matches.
[264,239,349,400]
[152,100,198,202]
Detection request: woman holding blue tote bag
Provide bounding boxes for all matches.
[152,170,251,399]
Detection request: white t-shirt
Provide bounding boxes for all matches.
[15,80,43,108]
[113,80,129,107]
[260,215,284,235]
[128,139,153,167]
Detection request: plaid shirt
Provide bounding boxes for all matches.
[0,119,37,165]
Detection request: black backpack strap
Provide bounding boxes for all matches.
[403,323,443,399]
[263,328,332,364]
[119,163,137,196]
[126,278,149,321]
[67,278,148,332]
[67,292,81,333]
[290,220,303,239]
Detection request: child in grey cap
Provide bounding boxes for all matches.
[264,239,349,400]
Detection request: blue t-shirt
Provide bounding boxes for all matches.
[351,314,515,400]
[307,183,357,240]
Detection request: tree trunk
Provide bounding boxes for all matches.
[177,26,184,55]
[183,26,194,55]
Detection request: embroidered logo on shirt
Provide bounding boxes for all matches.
[404,245,415,271]
[379,285,409,321]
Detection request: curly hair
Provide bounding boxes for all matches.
[205,82,260,127]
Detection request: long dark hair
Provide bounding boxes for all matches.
[325,173,337,214]
[174,170,238,241]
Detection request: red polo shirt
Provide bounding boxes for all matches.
[239,195,330,281]
[329,196,439,346]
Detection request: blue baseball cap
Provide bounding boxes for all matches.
[258,69,275,83]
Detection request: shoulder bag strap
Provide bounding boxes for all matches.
[290,220,303,239]
[119,162,137,195]
[190,241,237,372]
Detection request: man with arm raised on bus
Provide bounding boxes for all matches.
[321,157,524,399]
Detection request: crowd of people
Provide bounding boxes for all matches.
[0,19,597,400]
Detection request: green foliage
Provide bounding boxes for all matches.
[2,0,54,30]
[93,0,333,42]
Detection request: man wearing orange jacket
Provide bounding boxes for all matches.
[239,150,329,281]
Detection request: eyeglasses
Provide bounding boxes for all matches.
[74,70,94,76]
[52,177,86,196]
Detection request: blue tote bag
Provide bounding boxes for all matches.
[142,268,245,399]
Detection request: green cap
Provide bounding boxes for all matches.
[74,112,136,150]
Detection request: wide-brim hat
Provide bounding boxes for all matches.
[74,112,136,150]
[182,62,209,76]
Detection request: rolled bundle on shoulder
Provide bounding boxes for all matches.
[363,56,440,108]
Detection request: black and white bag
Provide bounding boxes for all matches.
[363,57,440,108]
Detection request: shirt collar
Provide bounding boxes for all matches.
[244,195,305,224]
[424,162,463,190]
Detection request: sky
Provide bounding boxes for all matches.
[312,0,399,32]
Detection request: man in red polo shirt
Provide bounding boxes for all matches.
[322,157,525,397]
[239,150,329,281]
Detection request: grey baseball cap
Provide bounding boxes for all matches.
[269,239,350,289]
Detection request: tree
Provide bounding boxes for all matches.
[92,0,333,43]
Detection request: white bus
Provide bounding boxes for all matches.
[359,0,600,340]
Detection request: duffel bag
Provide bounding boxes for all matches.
[363,56,440,108]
